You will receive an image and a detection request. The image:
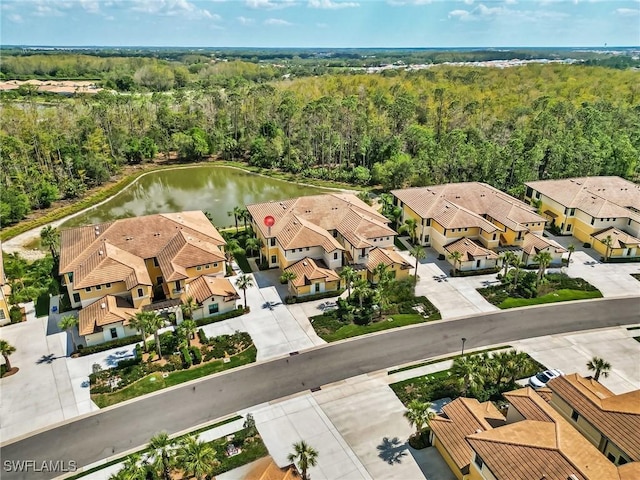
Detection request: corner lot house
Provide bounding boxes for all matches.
[247,193,402,296]
[525,176,640,260]
[391,182,563,272]
[430,375,640,480]
[60,212,235,345]
[183,276,240,321]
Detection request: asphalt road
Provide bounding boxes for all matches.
[2,296,639,480]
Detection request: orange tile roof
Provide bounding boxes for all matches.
[522,232,567,256]
[467,384,636,480]
[284,257,340,288]
[78,295,137,336]
[243,457,298,480]
[185,276,239,304]
[592,227,640,248]
[275,216,344,253]
[60,212,225,288]
[247,193,395,252]
[430,397,506,471]
[548,374,640,460]
[366,247,411,272]
[392,182,545,233]
[525,177,640,223]
[444,238,499,261]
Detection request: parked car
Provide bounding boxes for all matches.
[528,369,564,389]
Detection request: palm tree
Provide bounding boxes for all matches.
[179,319,197,347]
[404,399,435,436]
[448,250,463,277]
[587,356,612,381]
[0,339,16,372]
[129,311,152,352]
[352,278,370,309]
[147,313,166,358]
[339,266,357,298]
[533,250,553,286]
[602,235,614,262]
[149,432,176,480]
[224,239,245,272]
[501,251,517,277]
[245,237,260,258]
[566,244,575,265]
[239,208,251,231]
[58,315,78,354]
[235,274,254,309]
[279,270,297,286]
[372,262,389,285]
[410,245,426,287]
[399,218,419,245]
[176,436,219,480]
[181,296,198,320]
[287,440,318,480]
[451,355,482,397]
[228,206,244,233]
[111,454,149,480]
[40,225,60,261]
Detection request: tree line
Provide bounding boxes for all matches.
[1,63,638,227]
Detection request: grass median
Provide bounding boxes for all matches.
[498,289,602,308]
[92,346,257,408]
[312,313,434,342]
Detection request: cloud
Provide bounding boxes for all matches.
[614,7,639,16]
[387,0,432,5]
[246,0,296,9]
[237,15,255,24]
[7,13,23,22]
[448,2,568,22]
[308,0,359,8]
[316,22,328,27]
[264,17,292,25]
[129,0,220,20]
[448,8,470,18]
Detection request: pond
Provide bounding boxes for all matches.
[61,166,330,229]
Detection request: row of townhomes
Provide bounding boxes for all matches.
[430,373,639,480]
[59,211,238,346]
[391,182,567,272]
[247,193,411,296]
[525,176,640,260]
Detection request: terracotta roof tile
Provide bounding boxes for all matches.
[185,276,239,304]
[73,242,152,289]
[78,295,137,336]
[444,238,499,261]
[592,227,640,248]
[522,232,567,255]
[284,257,339,288]
[366,247,411,271]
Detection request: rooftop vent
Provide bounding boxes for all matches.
[99,250,104,256]
[302,262,308,266]
[100,303,106,309]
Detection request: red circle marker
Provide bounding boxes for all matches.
[264,215,275,227]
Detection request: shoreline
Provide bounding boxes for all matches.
[1,161,357,261]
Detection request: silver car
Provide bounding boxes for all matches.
[528,369,564,389]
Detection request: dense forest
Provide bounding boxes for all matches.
[1,56,639,228]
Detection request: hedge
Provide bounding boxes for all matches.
[77,335,142,356]
[195,306,247,327]
[284,289,345,304]
[181,347,192,369]
[190,346,203,365]
[450,267,500,277]
[197,328,208,344]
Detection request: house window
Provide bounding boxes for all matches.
[209,303,219,314]
[570,208,575,216]
[137,288,144,298]
[476,260,481,268]
[493,234,497,240]
[69,272,74,282]
[525,186,533,198]
[426,219,431,227]
[567,224,572,232]
[157,276,164,284]
[386,237,389,240]
[333,230,338,237]
[73,293,81,303]
[571,410,579,421]
[270,238,276,247]
[153,258,159,267]
[591,218,595,225]
[334,252,338,260]
[608,453,617,463]
[85,287,91,292]
[106,283,111,288]
[197,265,202,271]
[205,264,210,269]
[306,247,310,251]
[535,192,541,199]
[213,262,218,268]
[315,283,320,293]
[96,285,102,290]
[0,310,5,320]
[110,328,118,339]
[271,255,277,264]
[474,454,484,469]
[361,248,366,257]
[373,238,377,242]
[425,235,430,243]
[619,458,628,465]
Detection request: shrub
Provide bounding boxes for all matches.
[9,306,23,323]
[285,289,345,305]
[197,328,208,344]
[78,335,143,356]
[438,254,445,260]
[583,242,591,248]
[181,347,192,369]
[190,346,203,365]
[134,343,143,360]
[195,307,245,327]
[117,357,141,369]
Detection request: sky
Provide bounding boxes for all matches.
[1,0,639,48]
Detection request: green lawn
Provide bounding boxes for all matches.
[92,346,257,408]
[312,313,431,342]
[498,289,602,309]
[233,252,253,273]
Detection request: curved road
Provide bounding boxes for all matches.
[2,297,639,479]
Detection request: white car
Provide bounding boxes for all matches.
[528,369,564,389]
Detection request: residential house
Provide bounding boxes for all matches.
[521,232,567,266]
[591,227,640,261]
[247,194,398,296]
[391,183,550,272]
[183,275,240,321]
[0,243,11,326]
[59,211,227,344]
[430,375,639,480]
[524,176,640,259]
[366,247,411,283]
[78,295,139,347]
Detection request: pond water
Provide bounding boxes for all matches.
[61,166,330,229]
